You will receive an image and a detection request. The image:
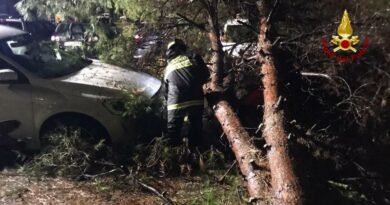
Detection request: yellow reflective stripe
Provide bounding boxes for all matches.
[167,100,203,110]
[170,55,192,66]
[164,55,193,80]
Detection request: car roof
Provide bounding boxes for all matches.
[0,25,27,40]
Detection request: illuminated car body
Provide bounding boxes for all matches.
[0,25,162,150]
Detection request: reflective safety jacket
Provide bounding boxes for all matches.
[164,53,209,111]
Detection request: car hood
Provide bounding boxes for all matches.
[56,60,162,98]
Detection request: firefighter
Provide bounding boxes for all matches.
[164,39,210,149]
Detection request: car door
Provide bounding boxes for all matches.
[0,59,34,140]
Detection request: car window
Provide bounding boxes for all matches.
[43,22,56,32]
[1,35,91,79]
[26,21,55,40]
[55,23,70,33]
[71,24,84,34]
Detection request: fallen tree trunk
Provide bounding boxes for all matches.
[203,0,266,202]
[256,1,303,204]
[213,101,265,202]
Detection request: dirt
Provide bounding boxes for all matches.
[0,142,273,205]
[0,169,162,205]
[0,168,269,205]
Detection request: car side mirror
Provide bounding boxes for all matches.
[0,69,18,82]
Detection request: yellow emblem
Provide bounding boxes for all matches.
[331,10,359,52]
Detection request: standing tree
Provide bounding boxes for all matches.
[256,0,303,204]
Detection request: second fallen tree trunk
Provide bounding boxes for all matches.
[257,1,303,205]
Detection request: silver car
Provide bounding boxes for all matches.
[0,25,162,150]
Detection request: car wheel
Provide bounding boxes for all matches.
[40,115,110,147]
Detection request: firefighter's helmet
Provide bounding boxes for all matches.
[167,38,187,51]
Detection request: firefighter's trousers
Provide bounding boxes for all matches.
[167,105,203,147]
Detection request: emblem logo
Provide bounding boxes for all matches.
[322,10,369,62]
[331,10,359,52]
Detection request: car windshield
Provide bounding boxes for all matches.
[2,34,90,78]
[225,25,256,43]
[25,21,54,39]
[55,23,70,34]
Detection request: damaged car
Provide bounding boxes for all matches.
[0,25,163,150]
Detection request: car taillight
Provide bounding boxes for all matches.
[134,34,143,45]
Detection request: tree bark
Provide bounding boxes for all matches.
[213,101,265,202]
[203,0,267,203]
[256,1,303,205]
[206,4,224,91]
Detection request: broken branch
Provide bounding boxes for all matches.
[218,160,237,183]
[301,72,333,81]
[137,180,175,205]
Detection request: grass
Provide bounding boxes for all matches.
[188,175,246,205]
